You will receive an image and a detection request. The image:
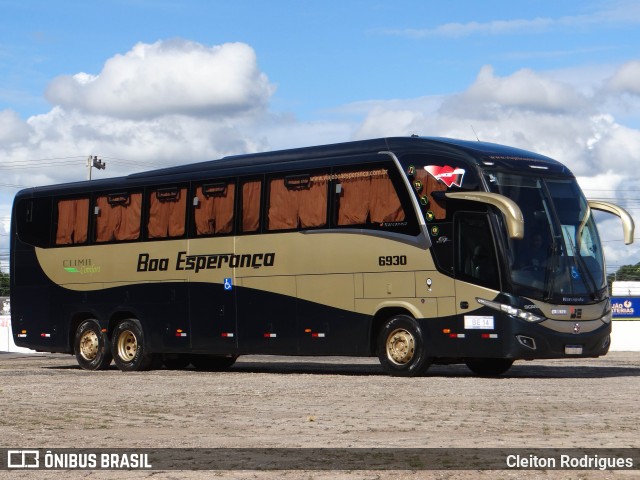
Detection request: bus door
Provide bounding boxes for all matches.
[453,211,502,356]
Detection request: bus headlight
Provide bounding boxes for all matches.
[601,311,612,324]
[476,297,545,323]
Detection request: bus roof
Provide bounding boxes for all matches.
[15,136,570,197]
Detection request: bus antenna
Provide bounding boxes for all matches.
[470,125,480,141]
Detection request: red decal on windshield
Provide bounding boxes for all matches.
[425,165,465,188]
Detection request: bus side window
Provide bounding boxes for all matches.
[55,198,89,245]
[240,179,261,233]
[94,192,142,243]
[194,181,235,235]
[267,173,328,231]
[148,187,187,239]
[335,169,405,226]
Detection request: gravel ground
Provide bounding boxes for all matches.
[0,351,639,479]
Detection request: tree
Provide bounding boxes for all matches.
[0,269,9,296]
[607,262,640,294]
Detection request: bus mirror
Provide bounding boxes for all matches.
[445,192,525,240]
[588,200,635,245]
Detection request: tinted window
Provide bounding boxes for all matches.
[15,197,52,247]
[240,178,261,233]
[194,180,235,236]
[94,192,142,243]
[147,186,187,239]
[268,172,328,231]
[55,197,89,245]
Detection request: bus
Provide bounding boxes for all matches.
[10,136,635,376]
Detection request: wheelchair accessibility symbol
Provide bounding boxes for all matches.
[224,278,233,291]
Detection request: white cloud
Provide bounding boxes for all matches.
[0,109,31,144]
[444,65,588,114]
[606,60,640,95]
[45,40,275,119]
[380,17,552,39]
[376,0,640,39]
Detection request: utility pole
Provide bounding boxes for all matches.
[86,155,106,180]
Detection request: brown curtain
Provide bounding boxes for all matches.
[55,198,89,245]
[95,193,141,242]
[268,177,328,230]
[369,175,405,223]
[298,178,328,228]
[242,180,261,232]
[148,188,186,238]
[268,179,298,230]
[195,183,235,235]
[337,171,405,225]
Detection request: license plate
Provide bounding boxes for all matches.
[565,345,583,355]
[464,316,494,330]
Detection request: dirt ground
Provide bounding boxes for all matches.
[0,351,639,479]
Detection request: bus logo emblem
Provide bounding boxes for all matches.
[425,165,466,188]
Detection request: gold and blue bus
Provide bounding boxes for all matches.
[10,137,634,376]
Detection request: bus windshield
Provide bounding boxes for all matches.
[484,171,606,302]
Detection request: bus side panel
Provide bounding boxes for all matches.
[11,243,69,353]
[189,281,237,354]
[296,274,368,355]
[235,282,372,356]
[235,277,297,354]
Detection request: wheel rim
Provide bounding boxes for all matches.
[79,330,99,361]
[386,328,415,365]
[116,330,138,362]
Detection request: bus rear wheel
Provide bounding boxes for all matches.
[377,315,430,377]
[74,319,112,371]
[465,358,514,376]
[111,319,156,372]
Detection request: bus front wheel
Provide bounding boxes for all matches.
[111,319,156,372]
[377,315,431,377]
[74,319,112,371]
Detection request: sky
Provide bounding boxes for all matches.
[1,0,640,273]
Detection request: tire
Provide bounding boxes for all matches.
[190,354,238,371]
[377,315,431,377]
[111,319,156,372]
[74,319,112,371]
[465,358,514,376]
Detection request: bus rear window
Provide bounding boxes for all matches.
[15,197,52,247]
[94,192,142,242]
